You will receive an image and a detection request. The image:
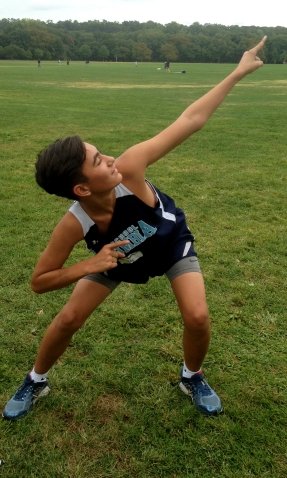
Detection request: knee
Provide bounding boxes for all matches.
[183,305,209,331]
[54,306,86,334]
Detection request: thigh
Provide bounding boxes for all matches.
[65,277,113,320]
[170,272,208,321]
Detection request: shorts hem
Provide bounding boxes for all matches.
[165,256,201,282]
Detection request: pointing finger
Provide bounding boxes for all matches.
[110,240,130,250]
[250,35,267,55]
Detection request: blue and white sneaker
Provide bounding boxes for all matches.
[2,374,50,420]
[179,368,223,416]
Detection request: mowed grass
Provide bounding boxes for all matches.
[0,60,286,477]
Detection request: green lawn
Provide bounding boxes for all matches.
[0,60,286,477]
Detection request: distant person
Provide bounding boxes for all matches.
[164,60,170,72]
[2,37,267,421]
[37,59,41,68]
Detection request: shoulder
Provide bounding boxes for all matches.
[51,209,84,244]
[118,180,158,208]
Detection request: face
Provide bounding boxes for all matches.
[78,142,122,196]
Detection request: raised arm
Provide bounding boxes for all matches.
[117,36,267,178]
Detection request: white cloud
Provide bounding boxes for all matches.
[0,0,286,27]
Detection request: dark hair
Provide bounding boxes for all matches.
[35,135,86,200]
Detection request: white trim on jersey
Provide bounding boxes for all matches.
[146,180,176,222]
[115,183,133,198]
[69,202,94,236]
[157,195,176,222]
[182,241,192,257]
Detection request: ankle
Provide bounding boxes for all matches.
[30,367,48,382]
[182,362,202,379]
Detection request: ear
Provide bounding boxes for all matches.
[73,183,91,198]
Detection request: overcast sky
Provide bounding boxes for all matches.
[1,0,286,28]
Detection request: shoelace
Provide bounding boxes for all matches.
[14,379,45,400]
[14,382,34,400]
[186,375,212,397]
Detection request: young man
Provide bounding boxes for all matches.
[3,37,266,420]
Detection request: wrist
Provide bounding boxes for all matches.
[229,67,246,83]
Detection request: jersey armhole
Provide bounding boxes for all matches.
[69,202,95,236]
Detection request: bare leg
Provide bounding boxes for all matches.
[34,279,111,374]
[171,272,222,415]
[170,272,210,371]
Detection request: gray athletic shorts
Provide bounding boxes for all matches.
[84,256,201,291]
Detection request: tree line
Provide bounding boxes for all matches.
[0,18,287,63]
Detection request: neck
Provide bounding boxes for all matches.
[80,188,116,214]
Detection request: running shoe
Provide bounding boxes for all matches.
[2,374,50,420]
[179,368,223,416]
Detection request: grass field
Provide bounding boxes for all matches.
[0,59,286,477]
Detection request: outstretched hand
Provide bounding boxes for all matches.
[235,36,267,78]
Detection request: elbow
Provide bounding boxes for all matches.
[31,283,43,294]
[181,113,206,135]
[192,114,207,132]
[30,277,46,294]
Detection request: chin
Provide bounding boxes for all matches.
[116,172,123,183]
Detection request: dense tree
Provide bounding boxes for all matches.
[0,18,286,63]
[160,42,179,62]
[98,44,110,61]
[132,42,152,61]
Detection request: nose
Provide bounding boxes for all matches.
[106,156,115,166]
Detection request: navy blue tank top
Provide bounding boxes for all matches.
[69,181,196,284]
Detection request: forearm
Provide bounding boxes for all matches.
[180,68,243,131]
[141,68,244,160]
[141,65,254,163]
[31,239,128,293]
[31,258,96,294]
[180,35,267,133]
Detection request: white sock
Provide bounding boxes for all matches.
[182,362,201,379]
[30,368,48,382]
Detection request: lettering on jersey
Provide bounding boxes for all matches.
[114,220,157,254]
